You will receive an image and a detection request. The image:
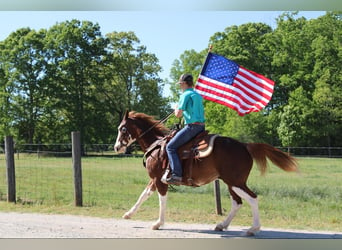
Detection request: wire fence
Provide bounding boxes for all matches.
[278,147,342,158]
[2,143,341,158]
[0,143,144,207]
[0,143,341,207]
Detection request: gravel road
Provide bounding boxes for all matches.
[0,212,341,238]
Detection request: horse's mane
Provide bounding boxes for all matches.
[128,111,169,136]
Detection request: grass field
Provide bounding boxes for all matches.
[0,154,341,231]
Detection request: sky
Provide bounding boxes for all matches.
[0,11,326,96]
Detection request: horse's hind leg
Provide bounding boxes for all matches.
[123,179,155,219]
[232,185,260,236]
[215,186,242,231]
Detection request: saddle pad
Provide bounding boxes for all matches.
[179,134,219,159]
[196,134,219,158]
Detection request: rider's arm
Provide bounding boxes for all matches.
[175,108,183,118]
[174,104,183,118]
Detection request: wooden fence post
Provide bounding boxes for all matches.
[72,131,83,207]
[5,136,16,203]
[214,179,222,215]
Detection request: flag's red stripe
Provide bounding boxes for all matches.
[196,82,265,112]
[232,80,270,106]
[200,94,247,116]
[233,78,271,102]
[195,84,259,112]
[240,66,275,88]
[196,78,265,111]
[197,78,266,110]
[197,77,268,108]
[199,94,258,116]
[196,78,262,109]
[236,69,274,98]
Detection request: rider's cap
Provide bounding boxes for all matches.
[177,74,193,84]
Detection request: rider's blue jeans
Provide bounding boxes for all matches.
[166,124,205,177]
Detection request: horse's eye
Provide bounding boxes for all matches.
[121,127,127,133]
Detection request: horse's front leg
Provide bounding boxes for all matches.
[123,180,155,219]
[152,180,168,230]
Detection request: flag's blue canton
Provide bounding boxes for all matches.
[201,53,240,85]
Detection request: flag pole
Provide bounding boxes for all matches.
[207,46,223,215]
[195,44,213,87]
[196,44,223,215]
[208,44,213,53]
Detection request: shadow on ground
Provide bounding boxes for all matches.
[160,227,342,239]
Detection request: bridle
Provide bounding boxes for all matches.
[117,110,174,149]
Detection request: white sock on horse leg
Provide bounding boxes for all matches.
[216,197,242,230]
[152,193,167,230]
[123,187,154,219]
[232,186,260,234]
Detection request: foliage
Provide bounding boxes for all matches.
[170,12,342,146]
[0,20,169,144]
[1,12,341,147]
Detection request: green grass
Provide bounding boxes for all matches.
[0,154,341,231]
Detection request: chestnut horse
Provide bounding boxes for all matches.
[114,111,298,235]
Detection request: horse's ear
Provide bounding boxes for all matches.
[124,110,129,120]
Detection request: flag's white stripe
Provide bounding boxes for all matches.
[196,81,266,110]
[196,81,265,110]
[235,74,273,98]
[235,70,273,98]
[195,88,257,114]
[239,67,274,90]
[198,75,260,104]
[198,75,269,106]
[233,78,271,104]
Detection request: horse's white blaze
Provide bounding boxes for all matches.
[123,187,154,219]
[114,129,123,152]
[232,186,260,234]
[114,129,135,153]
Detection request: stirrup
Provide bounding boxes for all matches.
[166,175,182,185]
[161,169,170,184]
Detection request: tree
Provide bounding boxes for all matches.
[44,20,111,144]
[0,21,169,145]
[277,86,320,146]
[169,49,207,103]
[275,12,342,146]
[0,65,11,140]
[0,28,48,143]
[103,31,169,122]
[170,12,342,147]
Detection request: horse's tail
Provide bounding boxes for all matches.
[246,143,298,175]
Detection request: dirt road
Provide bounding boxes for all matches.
[0,212,341,238]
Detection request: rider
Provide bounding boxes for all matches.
[166,73,205,185]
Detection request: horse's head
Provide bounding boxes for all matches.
[114,110,138,153]
[114,110,170,153]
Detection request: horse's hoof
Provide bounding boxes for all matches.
[245,227,260,236]
[122,213,131,219]
[245,231,255,236]
[214,225,224,231]
[152,223,163,230]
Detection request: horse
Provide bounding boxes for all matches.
[114,111,298,235]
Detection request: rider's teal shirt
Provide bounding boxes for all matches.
[178,88,205,125]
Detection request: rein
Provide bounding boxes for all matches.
[126,110,174,148]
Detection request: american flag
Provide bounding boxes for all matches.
[195,52,274,116]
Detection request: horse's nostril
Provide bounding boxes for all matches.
[114,144,120,152]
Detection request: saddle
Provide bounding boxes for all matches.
[176,131,218,186]
[143,130,219,187]
[178,131,219,160]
